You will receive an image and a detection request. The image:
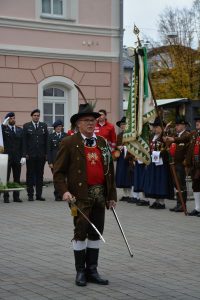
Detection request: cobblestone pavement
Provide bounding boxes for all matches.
[0,185,200,300]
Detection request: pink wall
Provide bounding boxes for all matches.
[0,0,35,19]
[0,28,111,52]
[79,0,112,27]
[0,55,119,127]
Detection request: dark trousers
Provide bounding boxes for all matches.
[51,168,61,200]
[175,163,187,203]
[191,167,200,192]
[73,185,105,241]
[4,160,21,200]
[26,157,46,198]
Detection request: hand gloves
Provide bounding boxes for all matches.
[3,117,10,126]
[20,157,26,165]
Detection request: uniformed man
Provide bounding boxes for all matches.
[48,120,66,201]
[186,116,200,217]
[164,116,191,212]
[54,103,117,287]
[2,112,24,203]
[94,109,117,152]
[22,109,48,201]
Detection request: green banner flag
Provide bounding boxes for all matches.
[123,47,156,165]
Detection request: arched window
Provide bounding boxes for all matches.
[43,85,66,130]
[38,76,78,132]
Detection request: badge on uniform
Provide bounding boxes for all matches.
[152,151,163,166]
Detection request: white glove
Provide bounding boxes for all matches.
[3,117,10,126]
[20,157,26,165]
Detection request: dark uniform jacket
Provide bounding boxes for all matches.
[171,131,191,164]
[2,125,23,162]
[47,131,67,164]
[53,132,117,202]
[22,122,48,158]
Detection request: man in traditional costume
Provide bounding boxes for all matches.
[53,103,117,287]
[164,116,191,212]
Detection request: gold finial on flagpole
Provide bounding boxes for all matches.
[133,24,141,47]
[133,24,140,35]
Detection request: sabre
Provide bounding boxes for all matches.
[111,207,134,258]
[71,203,106,243]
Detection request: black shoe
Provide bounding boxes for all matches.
[13,198,23,203]
[136,200,150,206]
[4,199,10,203]
[76,271,87,286]
[127,197,138,203]
[36,196,46,201]
[197,213,200,217]
[28,197,34,201]
[169,205,179,212]
[155,203,165,209]
[86,272,109,285]
[174,206,185,212]
[149,202,158,209]
[188,209,200,216]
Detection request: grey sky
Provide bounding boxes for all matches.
[123,0,195,47]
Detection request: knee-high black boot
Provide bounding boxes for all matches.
[86,248,109,285]
[74,250,87,286]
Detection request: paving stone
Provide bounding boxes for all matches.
[0,185,200,299]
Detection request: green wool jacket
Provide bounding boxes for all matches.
[53,132,117,203]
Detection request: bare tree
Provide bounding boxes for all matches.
[158,7,195,47]
[192,0,200,47]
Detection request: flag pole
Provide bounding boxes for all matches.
[133,25,187,215]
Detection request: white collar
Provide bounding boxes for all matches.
[8,125,15,129]
[32,121,39,127]
[81,133,97,141]
[177,130,185,137]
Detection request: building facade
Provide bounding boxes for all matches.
[0,0,122,130]
[0,0,123,179]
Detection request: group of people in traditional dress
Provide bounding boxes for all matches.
[114,114,200,217]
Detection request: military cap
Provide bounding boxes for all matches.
[5,112,15,119]
[52,119,63,128]
[31,109,40,116]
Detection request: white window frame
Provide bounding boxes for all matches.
[41,0,66,19]
[43,86,66,130]
[38,76,78,131]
